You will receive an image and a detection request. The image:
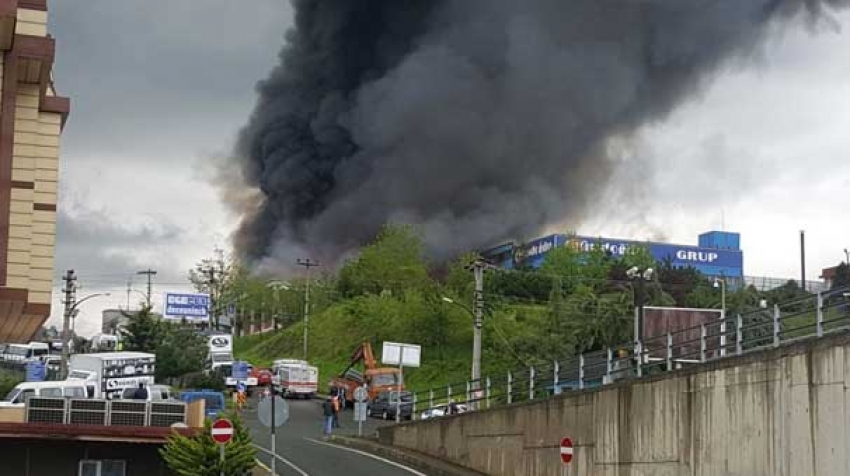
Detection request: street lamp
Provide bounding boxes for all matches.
[61,292,110,378]
[266,281,291,331]
[626,266,653,345]
[844,248,849,265]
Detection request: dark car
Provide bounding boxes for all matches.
[369,391,414,420]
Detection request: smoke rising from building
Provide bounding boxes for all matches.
[229,0,847,268]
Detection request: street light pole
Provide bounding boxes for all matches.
[470,260,485,389]
[60,287,110,379]
[714,276,727,356]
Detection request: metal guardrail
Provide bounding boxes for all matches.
[409,288,850,420]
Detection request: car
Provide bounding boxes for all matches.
[179,389,226,419]
[420,402,468,420]
[369,390,414,420]
[0,381,88,408]
[251,367,273,386]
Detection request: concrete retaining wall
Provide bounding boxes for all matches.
[378,332,850,476]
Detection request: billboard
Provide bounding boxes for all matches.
[513,234,567,268]
[568,236,743,277]
[163,293,210,321]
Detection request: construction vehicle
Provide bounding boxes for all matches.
[328,341,402,406]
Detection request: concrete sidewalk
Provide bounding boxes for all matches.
[329,435,488,476]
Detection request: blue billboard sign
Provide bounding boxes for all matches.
[513,234,567,268]
[232,361,249,380]
[163,293,210,321]
[568,236,743,277]
[26,361,46,382]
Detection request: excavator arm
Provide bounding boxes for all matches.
[340,341,378,375]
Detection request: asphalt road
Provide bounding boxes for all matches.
[242,397,421,476]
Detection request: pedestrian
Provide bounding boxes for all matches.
[331,391,341,428]
[133,382,148,400]
[322,396,335,439]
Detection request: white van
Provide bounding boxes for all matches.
[0,381,88,407]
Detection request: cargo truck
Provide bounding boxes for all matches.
[67,351,156,399]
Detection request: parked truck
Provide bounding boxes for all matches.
[272,359,318,399]
[67,351,156,399]
[206,333,234,373]
[328,342,402,407]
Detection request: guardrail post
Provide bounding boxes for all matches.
[636,341,643,378]
[486,377,491,409]
[736,314,743,355]
[413,393,418,419]
[529,367,535,400]
[465,381,471,404]
[700,324,707,363]
[507,371,513,404]
[553,361,560,395]
[666,332,673,371]
[429,389,434,410]
[773,304,781,347]
[816,292,824,337]
[447,384,452,405]
[579,354,585,390]
[606,348,613,381]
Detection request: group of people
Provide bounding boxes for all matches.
[322,389,343,437]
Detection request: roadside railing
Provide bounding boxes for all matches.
[409,288,850,420]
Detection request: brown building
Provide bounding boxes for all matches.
[0,0,69,343]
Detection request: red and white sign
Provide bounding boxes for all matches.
[560,437,573,464]
[211,418,234,444]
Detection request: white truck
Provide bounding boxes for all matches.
[206,333,234,372]
[272,359,319,399]
[67,352,156,399]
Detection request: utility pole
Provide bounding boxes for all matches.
[125,279,131,310]
[296,258,320,360]
[800,230,806,293]
[136,269,157,308]
[469,258,486,395]
[60,270,77,379]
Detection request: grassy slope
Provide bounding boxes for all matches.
[234,298,551,392]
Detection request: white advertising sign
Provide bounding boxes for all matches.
[381,341,421,367]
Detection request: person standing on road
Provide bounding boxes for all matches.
[322,396,335,438]
[332,391,343,427]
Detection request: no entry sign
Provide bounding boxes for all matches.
[211,418,234,444]
[560,437,573,464]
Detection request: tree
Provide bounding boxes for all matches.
[160,415,256,476]
[121,306,162,353]
[156,325,208,382]
[337,225,431,297]
[832,262,850,290]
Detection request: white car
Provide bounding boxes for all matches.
[0,381,88,408]
[420,403,468,420]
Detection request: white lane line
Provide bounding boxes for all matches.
[303,437,428,476]
[253,443,312,476]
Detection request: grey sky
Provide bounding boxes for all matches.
[44,3,850,336]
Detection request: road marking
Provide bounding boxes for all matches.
[253,443,311,476]
[304,437,428,476]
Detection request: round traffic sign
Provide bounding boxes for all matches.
[211,418,234,444]
[560,437,573,464]
[257,396,289,428]
[354,386,369,402]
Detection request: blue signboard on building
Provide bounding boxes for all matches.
[26,361,46,382]
[163,293,210,321]
[513,234,567,268]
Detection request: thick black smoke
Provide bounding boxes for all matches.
[231,0,847,267]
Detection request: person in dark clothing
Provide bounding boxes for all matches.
[322,397,335,438]
[133,383,148,400]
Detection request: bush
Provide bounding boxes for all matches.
[0,371,23,398]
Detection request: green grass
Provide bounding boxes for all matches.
[234,299,551,393]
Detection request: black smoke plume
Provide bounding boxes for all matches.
[231,0,847,267]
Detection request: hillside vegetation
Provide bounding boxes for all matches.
[227,226,817,392]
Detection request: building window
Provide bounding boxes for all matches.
[79,460,126,476]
